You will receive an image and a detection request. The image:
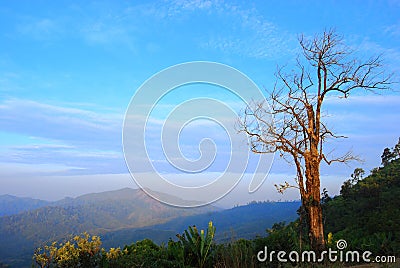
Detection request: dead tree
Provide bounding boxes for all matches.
[238,30,392,252]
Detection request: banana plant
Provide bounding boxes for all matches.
[177,221,216,268]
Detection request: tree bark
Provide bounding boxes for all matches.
[304,153,326,252]
[305,197,326,252]
[302,101,326,252]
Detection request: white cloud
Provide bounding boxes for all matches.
[169,0,214,11]
[11,1,295,59]
[132,0,296,59]
[0,98,126,174]
[197,2,295,59]
[0,98,122,148]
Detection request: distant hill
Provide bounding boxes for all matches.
[100,201,301,249]
[0,188,218,267]
[0,195,50,216]
[0,188,300,267]
[155,200,301,242]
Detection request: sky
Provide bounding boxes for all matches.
[0,0,399,207]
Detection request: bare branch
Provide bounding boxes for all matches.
[275,181,300,194]
[237,30,393,250]
[321,151,361,165]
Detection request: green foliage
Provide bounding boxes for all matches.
[164,239,185,267]
[34,235,186,268]
[340,168,365,197]
[214,239,257,268]
[177,221,216,268]
[324,155,400,256]
[381,138,400,166]
[265,221,306,253]
[107,239,171,268]
[381,147,395,166]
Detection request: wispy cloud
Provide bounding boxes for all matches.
[17,17,62,40]
[322,95,400,138]
[79,12,138,48]
[325,94,400,105]
[346,35,400,76]
[136,0,296,59]
[0,98,122,148]
[0,98,126,174]
[12,3,138,48]
[384,21,400,37]
[201,5,294,59]
[179,1,296,59]
[0,145,125,175]
[12,1,295,59]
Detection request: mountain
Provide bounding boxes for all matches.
[0,188,218,267]
[100,201,301,249]
[0,188,301,267]
[0,195,50,216]
[154,200,301,242]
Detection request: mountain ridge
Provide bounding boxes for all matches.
[0,194,51,216]
[99,200,301,249]
[0,188,299,267]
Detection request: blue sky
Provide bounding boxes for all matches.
[0,0,399,207]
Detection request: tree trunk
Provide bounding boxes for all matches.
[304,151,326,253]
[307,200,326,252]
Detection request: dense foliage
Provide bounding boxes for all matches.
[33,224,217,268]
[323,146,400,255]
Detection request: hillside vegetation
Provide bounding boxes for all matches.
[0,188,218,267]
[0,189,299,267]
[323,157,400,255]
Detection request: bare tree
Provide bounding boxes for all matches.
[237,30,392,252]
